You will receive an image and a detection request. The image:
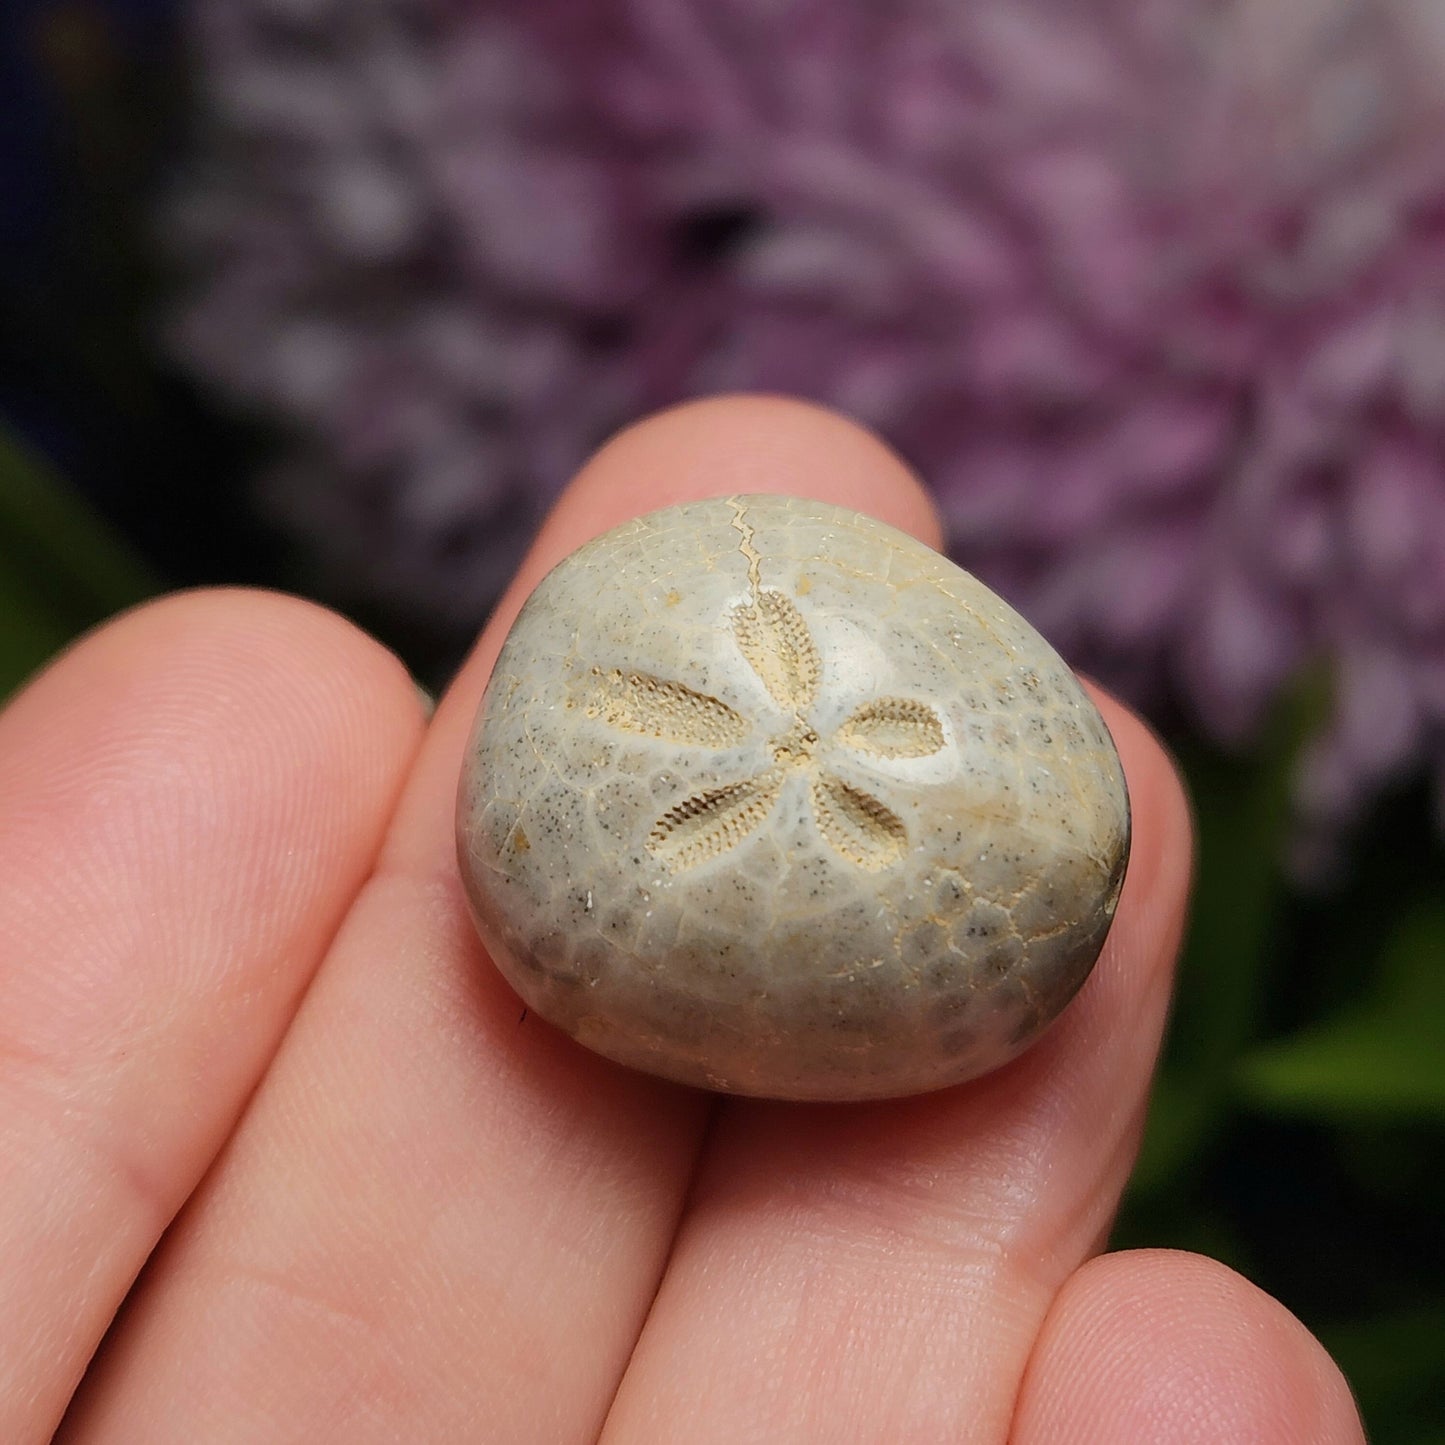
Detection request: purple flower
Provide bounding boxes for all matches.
[167,2,637,626]
[169,0,1445,868]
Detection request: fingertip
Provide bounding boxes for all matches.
[2,590,431,906]
[5,586,428,747]
[575,393,942,544]
[492,395,942,642]
[0,581,434,1132]
[140,586,427,725]
[0,586,430,1051]
[1014,1249,1366,1444]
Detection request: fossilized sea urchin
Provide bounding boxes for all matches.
[457,494,1130,1100]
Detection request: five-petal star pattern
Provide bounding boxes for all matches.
[583,587,947,873]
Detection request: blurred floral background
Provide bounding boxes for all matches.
[3,0,1444,1436]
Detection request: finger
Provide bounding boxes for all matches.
[1011,1249,1366,1443]
[600,690,1192,1442]
[61,397,945,1443]
[0,590,425,1443]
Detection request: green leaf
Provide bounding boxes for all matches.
[1236,903,1445,1120]
[0,428,156,697]
[1322,1303,1445,1438]
[1128,676,1327,1194]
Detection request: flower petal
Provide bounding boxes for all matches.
[732,588,821,711]
[835,697,945,758]
[647,770,783,872]
[811,772,907,871]
[583,668,751,746]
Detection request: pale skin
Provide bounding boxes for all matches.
[1,397,1364,1443]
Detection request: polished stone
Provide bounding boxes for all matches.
[457,494,1130,1100]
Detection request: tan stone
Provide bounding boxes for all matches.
[456,494,1130,1100]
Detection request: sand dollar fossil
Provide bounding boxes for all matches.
[456,494,1130,1100]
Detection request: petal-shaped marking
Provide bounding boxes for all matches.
[647,770,784,872]
[584,668,751,747]
[811,772,906,871]
[835,697,945,758]
[732,589,820,711]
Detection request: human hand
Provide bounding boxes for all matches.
[3,398,1364,1442]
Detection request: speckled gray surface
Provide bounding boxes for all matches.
[457,494,1130,1100]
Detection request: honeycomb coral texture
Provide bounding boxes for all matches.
[457,496,1130,1100]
